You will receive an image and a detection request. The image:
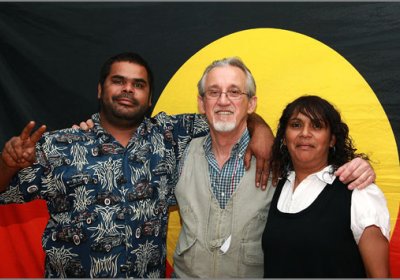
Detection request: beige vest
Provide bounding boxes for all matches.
[173,137,275,278]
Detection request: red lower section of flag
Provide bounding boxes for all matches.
[0,200,48,278]
[390,204,400,277]
[166,259,173,278]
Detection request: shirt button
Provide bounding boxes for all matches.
[221,192,225,197]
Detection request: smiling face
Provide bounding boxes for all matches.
[98,61,152,128]
[284,112,336,172]
[198,65,256,135]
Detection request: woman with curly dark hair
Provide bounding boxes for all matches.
[262,95,390,278]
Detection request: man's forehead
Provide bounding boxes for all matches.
[205,65,246,86]
[109,61,148,78]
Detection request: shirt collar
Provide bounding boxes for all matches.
[287,165,336,184]
[91,113,106,137]
[203,128,250,157]
[91,112,151,144]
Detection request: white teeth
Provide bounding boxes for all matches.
[216,111,232,115]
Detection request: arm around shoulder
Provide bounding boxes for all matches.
[245,113,275,189]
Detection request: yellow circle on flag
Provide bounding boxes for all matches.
[153,28,400,265]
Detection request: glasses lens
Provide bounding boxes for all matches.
[205,89,247,99]
[206,90,220,99]
[228,89,242,99]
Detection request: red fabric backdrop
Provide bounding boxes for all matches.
[0,201,48,277]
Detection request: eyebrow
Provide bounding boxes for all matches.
[207,84,241,89]
[111,75,148,84]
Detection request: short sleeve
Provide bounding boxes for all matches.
[168,113,209,139]
[155,112,209,165]
[351,183,390,243]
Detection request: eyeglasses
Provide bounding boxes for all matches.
[205,89,249,100]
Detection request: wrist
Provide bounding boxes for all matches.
[0,155,20,192]
[0,153,20,173]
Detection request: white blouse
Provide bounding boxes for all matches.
[277,165,390,243]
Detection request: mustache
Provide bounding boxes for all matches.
[112,92,139,105]
[214,105,235,111]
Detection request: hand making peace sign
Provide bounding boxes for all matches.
[1,121,46,169]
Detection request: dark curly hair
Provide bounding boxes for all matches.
[270,95,369,185]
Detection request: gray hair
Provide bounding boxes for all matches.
[197,57,256,98]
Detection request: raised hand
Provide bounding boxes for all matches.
[1,121,46,169]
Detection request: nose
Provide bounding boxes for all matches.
[122,82,134,93]
[300,125,312,137]
[216,92,231,105]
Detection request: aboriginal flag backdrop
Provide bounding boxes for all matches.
[0,2,399,277]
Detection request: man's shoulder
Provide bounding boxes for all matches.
[41,127,95,144]
[184,135,208,155]
[152,111,195,121]
[151,112,197,128]
[189,135,208,145]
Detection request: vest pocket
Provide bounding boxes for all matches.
[175,227,197,255]
[175,205,198,256]
[241,241,264,265]
[174,226,197,274]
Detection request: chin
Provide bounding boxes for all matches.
[213,122,236,132]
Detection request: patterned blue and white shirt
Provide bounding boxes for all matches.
[0,112,208,278]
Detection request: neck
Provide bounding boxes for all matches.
[100,112,139,147]
[292,162,328,190]
[210,126,246,169]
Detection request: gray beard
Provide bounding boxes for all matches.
[213,121,236,132]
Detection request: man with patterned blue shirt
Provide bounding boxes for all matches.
[0,52,275,278]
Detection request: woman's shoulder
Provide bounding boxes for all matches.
[351,182,390,242]
[352,182,386,200]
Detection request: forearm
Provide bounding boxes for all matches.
[247,113,273,138]
[358,225,390,277]
[245,113,275,189]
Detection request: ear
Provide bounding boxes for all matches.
[198,95,206,114]
[247,96,257,114]
[97,83,102,99]
[330,134,336,147]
